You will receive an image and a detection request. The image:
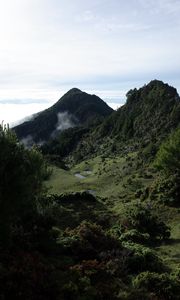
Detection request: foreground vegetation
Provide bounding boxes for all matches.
[0,122,179,299]
[1,81,180,299]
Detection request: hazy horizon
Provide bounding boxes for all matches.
[0,0,180,124]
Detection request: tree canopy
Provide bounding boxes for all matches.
[155,128,180,173]
[0,125,49,244]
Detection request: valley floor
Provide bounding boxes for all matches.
[46,154,180,273]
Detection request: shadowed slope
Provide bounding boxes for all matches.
[13,88,113,143]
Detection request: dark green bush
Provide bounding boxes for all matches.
[150,173,180,206]
[155,127,180,174]
[59,221,121,260]
[125,203,170,241]
[120,229,150,244]
[133,271,180,299]
[123,243,163,273]
[0,126,49,245]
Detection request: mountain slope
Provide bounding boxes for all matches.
[13,88,113,143]
[99,80,180,141]
[45,80,180,161]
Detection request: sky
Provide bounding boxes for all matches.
[0,0,180,125]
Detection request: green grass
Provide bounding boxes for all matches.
[46,153,180,273]
[46,166,84,194]
[46,152,152,212]
[156,214,180,270]
[46,155,130,198]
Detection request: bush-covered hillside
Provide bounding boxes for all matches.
[99,80,180,139]
[42,80,180,163]
[1,80,180,299]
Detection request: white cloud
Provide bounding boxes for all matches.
[0,0,179,123]
[56,112,75,131]
[106,102,123,110]
[0,103,49,126]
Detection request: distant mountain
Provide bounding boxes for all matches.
[13,88,113,144]
[43,80,180,160]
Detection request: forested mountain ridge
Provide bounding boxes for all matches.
[13,88,113,144]
[42,80,180,161]
[98,79,180,140]
[1,80,180,299]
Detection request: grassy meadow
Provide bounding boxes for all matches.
[46,152,180,274]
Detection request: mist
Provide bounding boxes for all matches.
[20,135,34,148]
[56,112,76,131]
[11,113,37,128]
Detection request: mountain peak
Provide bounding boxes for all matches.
[126,79,179,103]
[148,79,165,86]
[100,80,180,140]
[65,88,82,95]
[145,79,178,94]
[13,88,113,143]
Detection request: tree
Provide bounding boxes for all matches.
[0,125,49,244]
[155,128,180,173]
[125,203,170,241]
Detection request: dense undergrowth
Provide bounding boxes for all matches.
[1,81,180,299]
[1,121,180,299]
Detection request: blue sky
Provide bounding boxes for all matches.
[0,0,180,124]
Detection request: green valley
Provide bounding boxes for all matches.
[0,80,180,299]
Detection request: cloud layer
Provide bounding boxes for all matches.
[0,0,180,123]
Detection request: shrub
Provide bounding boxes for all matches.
[154,127,180,174]
[60,221,120,260]
[133,271,180,299]
[125,203,170,241]
[150,173,180,206]
[0,126,49,245]
[123,243,163,273]
[120,229,150,244]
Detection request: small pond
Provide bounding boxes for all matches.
[75,173,86,179]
